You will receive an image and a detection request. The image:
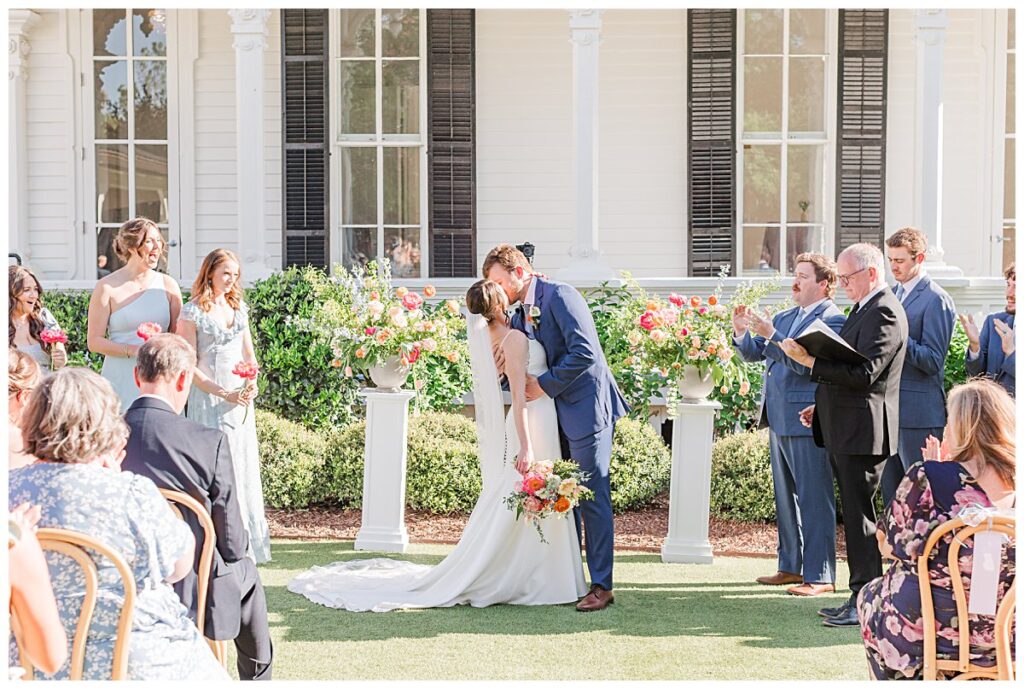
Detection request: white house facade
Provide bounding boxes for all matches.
[7,8,1016,311]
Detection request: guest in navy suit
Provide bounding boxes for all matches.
[879,228,957,505]
[961,262,1016,397]
[734,253,845,597]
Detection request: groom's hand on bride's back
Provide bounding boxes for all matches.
[525,375,546,401]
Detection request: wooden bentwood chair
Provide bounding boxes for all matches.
[159,489,229,669]
[917,514,1016,680]
[12,528,137,680]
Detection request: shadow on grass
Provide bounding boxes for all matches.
[263,541,859,651]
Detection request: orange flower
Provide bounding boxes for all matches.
[331,358,343,368]
[690,295,702,307]
[554,496,571,513]
[646,300,659,311]
[355,347,366,359]
[707,344,717,355]
[671,362,681,369]
[447,351,460,363]
[395,286,409,298]
[423,284,436,298]
[708,295,718,306]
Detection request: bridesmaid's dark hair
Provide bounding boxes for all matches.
[8,265,53,355]
[465,279,508,324]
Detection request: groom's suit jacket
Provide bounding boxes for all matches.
[511,276,628,449]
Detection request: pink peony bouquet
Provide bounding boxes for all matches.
[503,459,594,543]
[231,360,260,422]
[136,322,163,341]
[39,328,68,345]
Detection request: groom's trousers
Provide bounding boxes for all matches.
[562,424,615,591]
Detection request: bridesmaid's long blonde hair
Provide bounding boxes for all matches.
[190,249,244,312]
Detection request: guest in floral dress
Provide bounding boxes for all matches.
[8,368,228,681]
[857,379,1016,680]
[176,249,270,563]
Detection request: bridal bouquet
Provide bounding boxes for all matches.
[504,460,594,543]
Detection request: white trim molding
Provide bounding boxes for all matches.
[9,9,42,262]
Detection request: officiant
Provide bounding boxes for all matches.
[779,243,908,628]
[733,253,845,597]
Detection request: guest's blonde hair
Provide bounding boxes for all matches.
[20,367,129,464]
[8,347,41,398]
[945,379,1016,488]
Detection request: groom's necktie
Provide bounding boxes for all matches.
[788,309,807,338]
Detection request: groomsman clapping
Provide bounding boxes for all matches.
[960,262,1016,396]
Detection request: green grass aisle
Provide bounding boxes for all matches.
[243,540,867,680]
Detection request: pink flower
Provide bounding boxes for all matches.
[661,308,679,326]
[522,475,547,495]
[39,328,68,345]
[650,329,668,344]
[900,618,924,643]
[365,326,377,336]
[136,322,162,341]
[738,380,751,396]
[876,638,911,671]
[232,361,260,381]
[524,496,543,513]
[402,292,424,311]
[639,311,656,331]
[668,293,685,308]
[698,306,709,315]
[406,344,421,365]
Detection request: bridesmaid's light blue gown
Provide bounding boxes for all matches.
[100,271,171,412]
[180,300,271,563]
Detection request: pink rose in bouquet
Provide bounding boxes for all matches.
[39,328,68,345]
[231,360,260,422]
[401,292,424,311]
[136,322,162,341]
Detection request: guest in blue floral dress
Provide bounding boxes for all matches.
[857,380,1016,680]
[8,368,228,681]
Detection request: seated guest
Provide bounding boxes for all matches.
[961,262,1015,396]
[8,502,67,678]
[881,228,957,504]
[8,348,41,469]
[8,367,228,681]
[734,253,845,596]
[857,379,1016,680]
[9,265,67,373]
[122,334,273,681]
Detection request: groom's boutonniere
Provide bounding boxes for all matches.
[527,305,542,326]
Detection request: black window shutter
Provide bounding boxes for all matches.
[687,9,737,277]
[281,9,329,269]
[427,9,476,278]
[836,9,889,252]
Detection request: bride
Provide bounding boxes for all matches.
[287,280,587,611]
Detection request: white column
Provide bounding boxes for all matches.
[230,9,274,280]
[914,9,962,277]
[558,9,617,284]
[661,399,721,564]
[9,10,42,263]
[354,390,415,553]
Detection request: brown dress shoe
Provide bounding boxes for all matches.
[755,571,802,586]
[576,585,615,612]
[786,582,836,597]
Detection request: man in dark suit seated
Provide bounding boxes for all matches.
[780,243,908,628]
[880,227,957,504]
[961,262,1016,397]
[122,334,273,680]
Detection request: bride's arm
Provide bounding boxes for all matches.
[502,330,533,475]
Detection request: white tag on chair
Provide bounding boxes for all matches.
[968,531,1006,616]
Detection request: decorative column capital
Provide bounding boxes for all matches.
[229,9,270,51]
[914,9,949,36]
[9,10,41,81]
[569,9,602,40]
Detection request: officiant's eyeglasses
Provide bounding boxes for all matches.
[837,268,867,286]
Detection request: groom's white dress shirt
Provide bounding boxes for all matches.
[522,276,538,336]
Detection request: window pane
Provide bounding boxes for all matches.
[384,227,421,277]
[382,60,419,134]
[96,144,130,224]
[134,61,168,140]
[743,145,781,223]
[742,226,780,273]
[790,9,826,54]
[1009,9,1016,51]
[743,57,783,133]
[95,61,128,140]
[1007,53,1016,135]
[136,145,168,223]
[341,147,377,224]
[96,227,120,277]
[788,57,826,134]
[94,9,127,57]
[382,9,419,57]
[744,9,783,54]
[1003,223,1015,269]
[133,9,167,57]
[784,226,826,274]
[787,145,825,223]
[340,61,376,135]
[1005,137,1016,219]
[383,147,419,225]
[340,9,375,58]
[342,227,377,271]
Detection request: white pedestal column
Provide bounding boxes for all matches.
[230,9,274,281]
[354,389,415,553]
[9,10,41,263]
[558,9,617,284]
[662,399,721,564]
[914,9,962,278]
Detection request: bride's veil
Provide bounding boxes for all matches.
[466,313,506,492]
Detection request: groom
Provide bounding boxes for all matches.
[484,244,628,611]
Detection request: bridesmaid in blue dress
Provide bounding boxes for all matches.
[9,265,67,374]
[176,249,270,563]
[87,218,182,412]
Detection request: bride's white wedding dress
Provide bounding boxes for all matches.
[287,315,587,611]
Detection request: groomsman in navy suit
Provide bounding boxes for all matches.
[961,262,1016,397]
[733,253,845,597]
[880,228,957,504]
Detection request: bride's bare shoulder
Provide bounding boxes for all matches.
[499,328,528,357]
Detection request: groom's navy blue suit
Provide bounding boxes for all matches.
[511,276,628,590]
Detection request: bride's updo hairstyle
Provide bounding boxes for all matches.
[113,216,165,263]
[465,279,508,323]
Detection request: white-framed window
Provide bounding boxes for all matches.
[1003,8,1016,270]
[332,8,428,278]
[88,8,175,278]
[736,9,837,276]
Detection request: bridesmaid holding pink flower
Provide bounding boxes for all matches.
[9,265,68,374]
[176,248,270,563]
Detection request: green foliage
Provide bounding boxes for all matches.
[38,290,103,372]
[710,359,765,437]
[944,318,969,393]
[710,429,776,522]
[608,417,672,513]
[255,409,332,508]
[410,345,473,413]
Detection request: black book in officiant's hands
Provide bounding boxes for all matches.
[791,318,868,365]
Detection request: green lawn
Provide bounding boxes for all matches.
[241,540,868,681]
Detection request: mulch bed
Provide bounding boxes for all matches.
[268,493,848,560]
